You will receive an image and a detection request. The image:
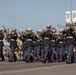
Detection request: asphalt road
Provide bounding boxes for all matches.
[0,60,76,75]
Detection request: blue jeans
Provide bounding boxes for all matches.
[56,47,59,60]
[67,45,74,62]
[9,47,15,61]
[44,45,49,61]
[24,47,32,61]
[41,48,44,61]
[34,46,40,59]
[34,47,37,58]
[59,47,65,61]
[37,46,40,59]
[50,47,55,61]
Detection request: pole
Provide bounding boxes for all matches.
[70,0,72,23]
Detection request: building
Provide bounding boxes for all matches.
[66,10,76,23]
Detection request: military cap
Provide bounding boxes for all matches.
[37,30,41,33]
[27,28,32,31]
[59,30,63,32]
[52,29,56,32]
[46,24,52,28]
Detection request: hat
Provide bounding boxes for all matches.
[12,28,16,32]
[59,30,63,32]
[37,30,41,33]
[52,29,56,32]
[27,28,32,31]
[25,28,32,34]
[46,24,52,28]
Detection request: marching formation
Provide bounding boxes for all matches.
[0,25,76,64]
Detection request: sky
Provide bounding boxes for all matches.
[0,0,76,32]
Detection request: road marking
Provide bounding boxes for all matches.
[0,63,76,74]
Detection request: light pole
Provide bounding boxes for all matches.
[70,0,72,23]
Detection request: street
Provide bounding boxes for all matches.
[0,60,76,75]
